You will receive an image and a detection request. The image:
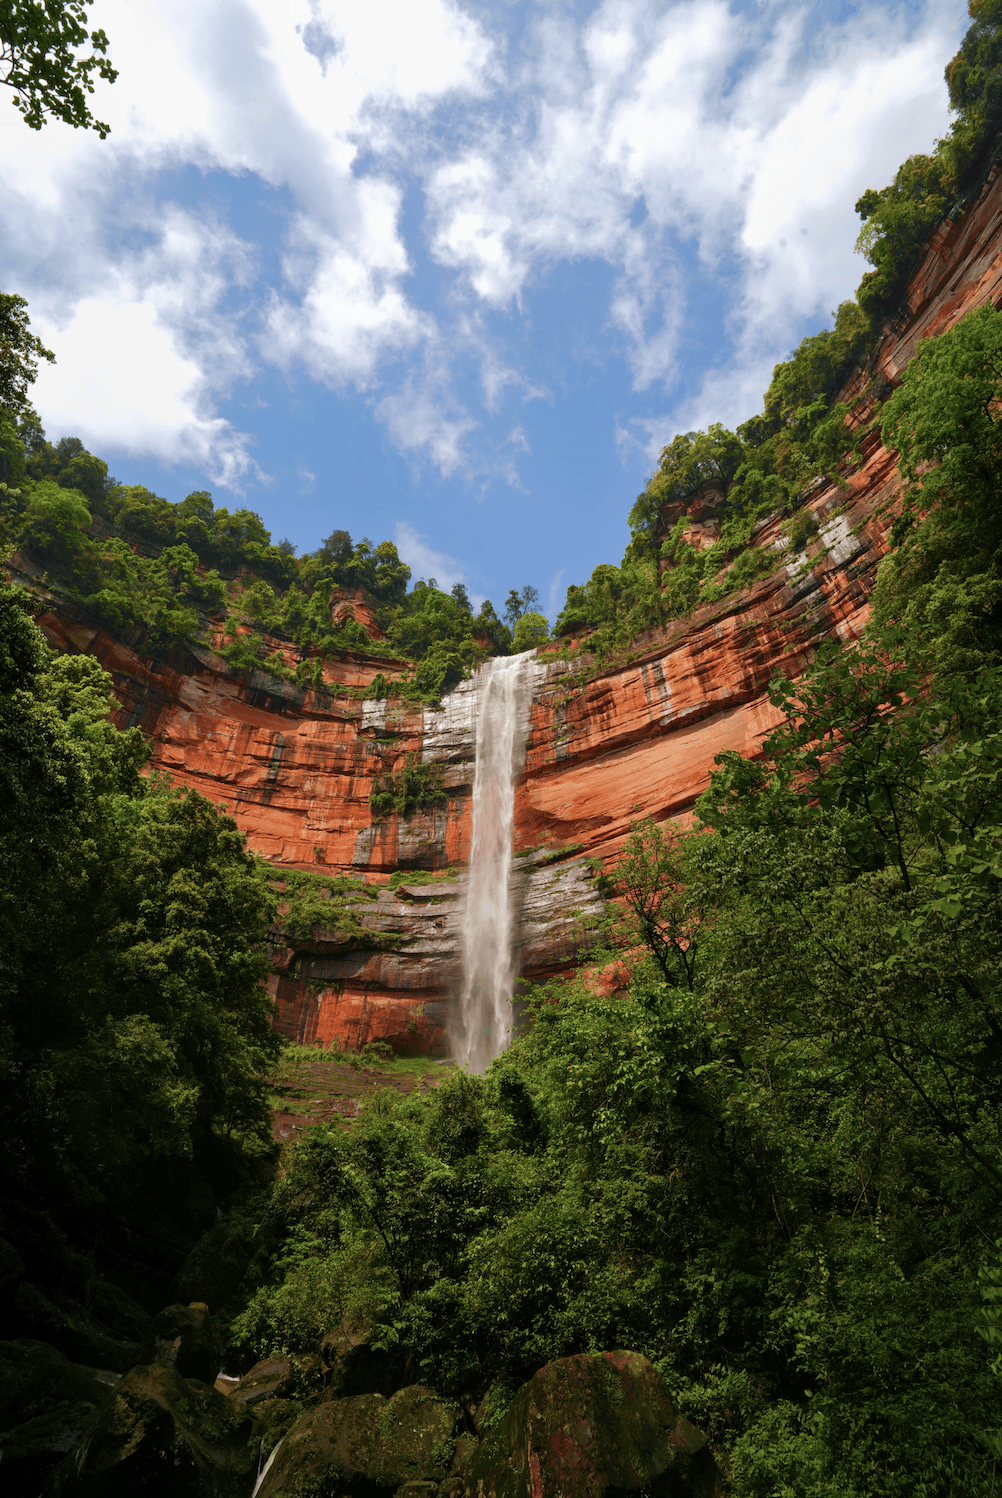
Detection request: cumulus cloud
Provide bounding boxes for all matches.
[378,377,478,475]
[424,0,964,408]
[394,521,471,593]
[0,0,970,488]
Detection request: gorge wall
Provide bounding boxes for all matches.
[16,163,1002,1057]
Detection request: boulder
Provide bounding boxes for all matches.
[0,1339,115,1429]
[225,1354,293,1407]
[144,1301,218,1383]
[256,1383,458,1498]
[462,1350,720,1498]
[11,1282,143,1372]
[0,1404,99,1498]
[49,1362,255,1497]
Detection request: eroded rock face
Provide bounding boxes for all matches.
[462,1351,719,1498]
[10,168,1002,1055]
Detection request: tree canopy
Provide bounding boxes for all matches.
[0,0,117,135]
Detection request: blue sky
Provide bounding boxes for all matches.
[1,0,968,616]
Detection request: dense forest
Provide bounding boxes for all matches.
[3,1,1002,1496]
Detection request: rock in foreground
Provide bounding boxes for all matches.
[462,1351,720,1498]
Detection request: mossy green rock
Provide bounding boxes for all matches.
[256,1384,458,1498]
[144,1301,218,1382]
[0,1339,113,1428]
[462,1351,719,1498]
[49,1362,255,1497]
[12,1282,143,1372]
[228,1354,294,1407]
[0,1403,99,1498]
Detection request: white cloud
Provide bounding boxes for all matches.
[0,0,971,488]
[265,194,430,389]
[424,0,965,407]
[378,379,477,475]
[546,569,564,621]
[27,209,259,484]
[394,521,470,593]
[32,293,256,485]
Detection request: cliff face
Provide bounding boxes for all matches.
[18,165,1002,1056]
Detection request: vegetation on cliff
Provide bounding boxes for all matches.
[0,316,550,706]
[556,0,1002,659]
[0,578,281,1347]
[218,610,1002,1495]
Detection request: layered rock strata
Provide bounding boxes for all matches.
[11,166,1002,1054]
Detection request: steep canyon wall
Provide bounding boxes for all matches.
[14,164,1002,1055]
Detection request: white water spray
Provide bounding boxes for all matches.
[454,651,536,1073]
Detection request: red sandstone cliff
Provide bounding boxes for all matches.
[11,164,1002,1055]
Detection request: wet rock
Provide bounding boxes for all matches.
[322,1317,405,1398]
[144,1302,218,1383]
[462,1350,721,1498]
[49,1362,254,1497]
[225,1354,293,1407]
[256,1383,458,1498]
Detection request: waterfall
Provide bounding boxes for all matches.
[454,651,536,1073]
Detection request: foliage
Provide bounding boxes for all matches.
[854,155,953,322]
[947,0,1002,179]
[0,291,55,423]
[0,580,280,1239]
[268,867,385,946]
[873,301,1002,669]
[503,585,541,631]
[0,0,116,136]
[388,866,458,891]
[511,610,549,652]
[615,819,705,989]
[370,754,447,820]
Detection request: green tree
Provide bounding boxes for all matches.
[874,301,1002,667]
[503,585,540,630]
[512,610,549,652]
[0,579,279,1220]
[0,291,54,421]
[0,0,117,135]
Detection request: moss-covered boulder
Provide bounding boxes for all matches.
[256,1384,458,1498]
[0,1404,99,1498]
[49,1362,255,1497]
[143,1302,219,1383]
[226,1354,294,1407]
[0,1339,115,1428]
[462,1351,720,1498]
[11,1282,143,1372]
[0,1338,124,1495]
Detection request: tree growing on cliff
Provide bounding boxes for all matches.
[874,301,1002,668]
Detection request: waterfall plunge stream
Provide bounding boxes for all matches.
[454,651,536,1074]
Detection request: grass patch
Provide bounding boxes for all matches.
[388,866,459,891]
[514,841,585,865]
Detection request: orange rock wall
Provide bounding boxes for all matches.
[14,164,1002,1055]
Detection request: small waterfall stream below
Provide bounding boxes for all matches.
[454,650,536,1073]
